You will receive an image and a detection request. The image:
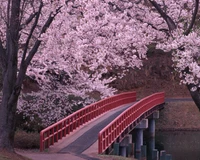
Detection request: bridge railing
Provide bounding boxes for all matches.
[98,92,165,154]
[40,91,136,151]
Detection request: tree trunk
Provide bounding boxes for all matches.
[0,58,20,151]
[0,89,19,151]
[187,84,200,111]
[0,0,21,152]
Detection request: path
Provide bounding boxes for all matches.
[17,103,134,160]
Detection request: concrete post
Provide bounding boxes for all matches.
[113,143,120,155]
[166,154,172,160]
[160,150,166,160]
[148,111,159,159]
[152,149,158,160]
[120,146,127,157]
[148,111,159,138]
[119,134,132,157]
[128,143,134,157]
[149,119,155,137]
[148,137,155,160]
[134,119,148,159]
[141,145,147,160]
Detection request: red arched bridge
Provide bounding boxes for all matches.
[40,91,165,158]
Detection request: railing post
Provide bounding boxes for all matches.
[40,132,44,152]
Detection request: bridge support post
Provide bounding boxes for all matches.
[119,134,132,157]
[134,119,148,159]
[113,143,120,155]
[149,111,159,137]
[148,111,159,159]
[152,149,159,160]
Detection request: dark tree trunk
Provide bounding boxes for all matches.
[0,0,21,151]
[187,84,200,111]
[0,0,59,151]
[0,89,19,151]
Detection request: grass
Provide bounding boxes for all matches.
[156,101,200,130]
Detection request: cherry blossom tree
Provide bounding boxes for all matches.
[55,0,200,103]
[42,0,200,108]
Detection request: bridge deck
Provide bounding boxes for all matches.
[48,103,134,158]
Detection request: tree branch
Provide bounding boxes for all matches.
[184,0,199,35]
[24,6,62,66]
[0,39,6,70]
[16,5,62,93]
[149,0,176,31]
[19,12,38,30]
[21,2,43,65]
[7,0,11,26]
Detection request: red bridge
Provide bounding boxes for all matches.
[40,91,165,159]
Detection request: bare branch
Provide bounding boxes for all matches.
[7,0,11,26]
[19,2,38,30]
[184,0,199,35]
[20,1,43,65]
[0,39,6,70]
[16,3,62,99]
[24,6,62,67]
[149,0,177,31]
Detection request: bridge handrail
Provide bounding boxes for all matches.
[98,92,165,154]
[40,91,136,151]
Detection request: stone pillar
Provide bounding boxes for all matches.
[134,119,148,159]
[148,111,159,138]
[119,134,132,157]
[152,149,159,160]
[113,143,120,155]
[148,111,159,160]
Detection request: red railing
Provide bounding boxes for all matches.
[98,92,165,154]
[40,91,136,151]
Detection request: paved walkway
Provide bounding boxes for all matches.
[17,103,134,160]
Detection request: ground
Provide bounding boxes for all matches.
[0,150,30,160]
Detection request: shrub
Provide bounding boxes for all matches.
[14,130,40,149]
